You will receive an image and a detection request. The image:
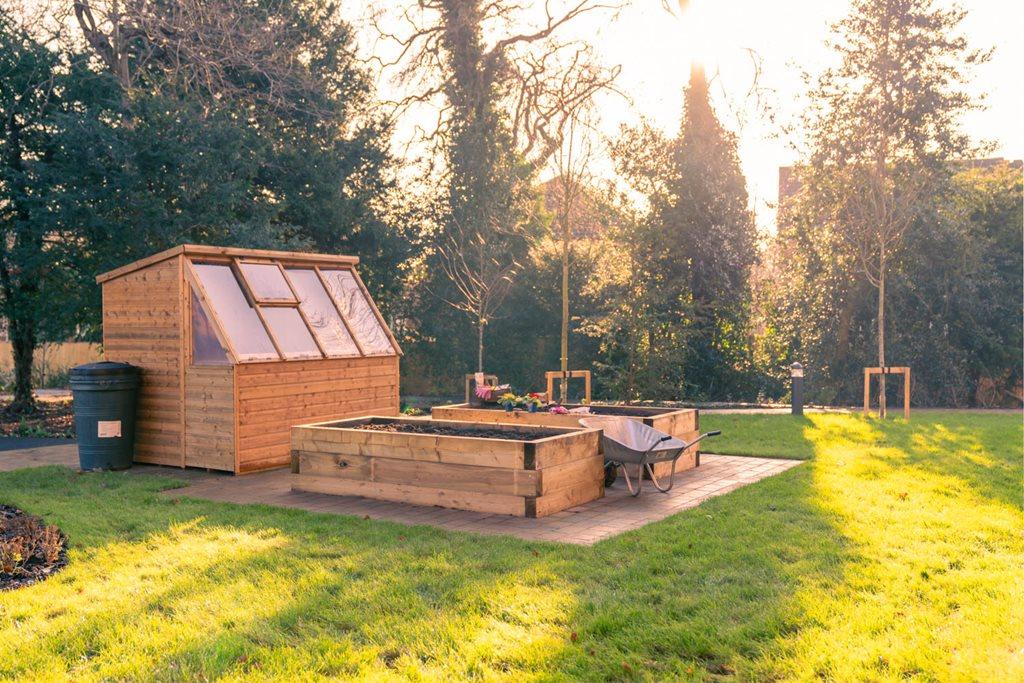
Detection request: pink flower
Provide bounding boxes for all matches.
[474,385,493,399]
[549,405,569,414]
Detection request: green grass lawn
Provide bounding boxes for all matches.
[0,411,1020,681]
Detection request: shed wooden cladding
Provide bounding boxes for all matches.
[97,245,401,473]
[291,417,605,517]
[430,403,701,478]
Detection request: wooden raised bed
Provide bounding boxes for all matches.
[291,416,603,518]
[431,403,701,478]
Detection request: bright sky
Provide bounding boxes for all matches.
[579,0,1023,231]
[356,0,1023,233]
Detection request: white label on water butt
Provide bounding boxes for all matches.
[97,420,122,438]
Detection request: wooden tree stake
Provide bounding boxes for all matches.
[863,367,911,420]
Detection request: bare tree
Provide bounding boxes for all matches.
[372,0,622,173]
[436,212,526,373]
[842,166,929,416]
[548,106,598,401]
[373,0,621,373]
[71,0,335,114]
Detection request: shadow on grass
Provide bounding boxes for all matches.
[879,415,1021,508]
[780,413,1024,680]
[700,413,821,459]
[545,460,848,679]
[0,463,852,680]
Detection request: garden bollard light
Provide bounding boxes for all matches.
[790,362,804,416]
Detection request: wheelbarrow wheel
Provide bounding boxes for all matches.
[604,463,618,487]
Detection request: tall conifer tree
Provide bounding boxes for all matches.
[656,64,759,398]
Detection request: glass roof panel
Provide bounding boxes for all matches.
[260,306,322,360]
[239,262,295,301]
[285,268,361,357]
[320,269,396,356]
[192,263,279,361]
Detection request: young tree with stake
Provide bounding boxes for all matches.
[548,106,602,402]
[799,0,989,417]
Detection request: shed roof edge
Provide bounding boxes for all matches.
[96,244,360,284]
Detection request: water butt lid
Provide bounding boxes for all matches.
[70,362,140,388]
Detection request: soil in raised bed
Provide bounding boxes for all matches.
[0,504,69,590]
[358,422,555,441]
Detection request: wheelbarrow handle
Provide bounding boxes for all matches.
[683,430,722,448]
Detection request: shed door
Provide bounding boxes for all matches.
[183,365,236,472]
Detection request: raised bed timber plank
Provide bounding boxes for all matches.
[291,416,603,517]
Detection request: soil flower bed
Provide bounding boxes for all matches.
[0,504,68,590]
[357,422,554,441]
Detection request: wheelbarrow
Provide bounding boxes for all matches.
[580,417,721,496]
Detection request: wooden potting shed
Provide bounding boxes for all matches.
[97,245,402,473]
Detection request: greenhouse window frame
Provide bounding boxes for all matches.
[183,253,400,365]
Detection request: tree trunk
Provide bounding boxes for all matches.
[645,328,654,396]
[1,109,38,414]
[877,248,887,419]
[9,316,36,413]
[559,209,569,402]
[477,313,484,374]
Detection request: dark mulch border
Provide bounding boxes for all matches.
[0,504,69,591]
[0,398,75,439]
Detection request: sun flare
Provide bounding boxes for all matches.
[675,0,733,72]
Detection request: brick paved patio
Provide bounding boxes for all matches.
[166,454,802,544]
[0,439,801,545]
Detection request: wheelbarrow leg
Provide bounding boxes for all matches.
[645,448,684,493]
[618,457,646,497]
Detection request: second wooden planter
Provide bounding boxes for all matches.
[430,403,701,478]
